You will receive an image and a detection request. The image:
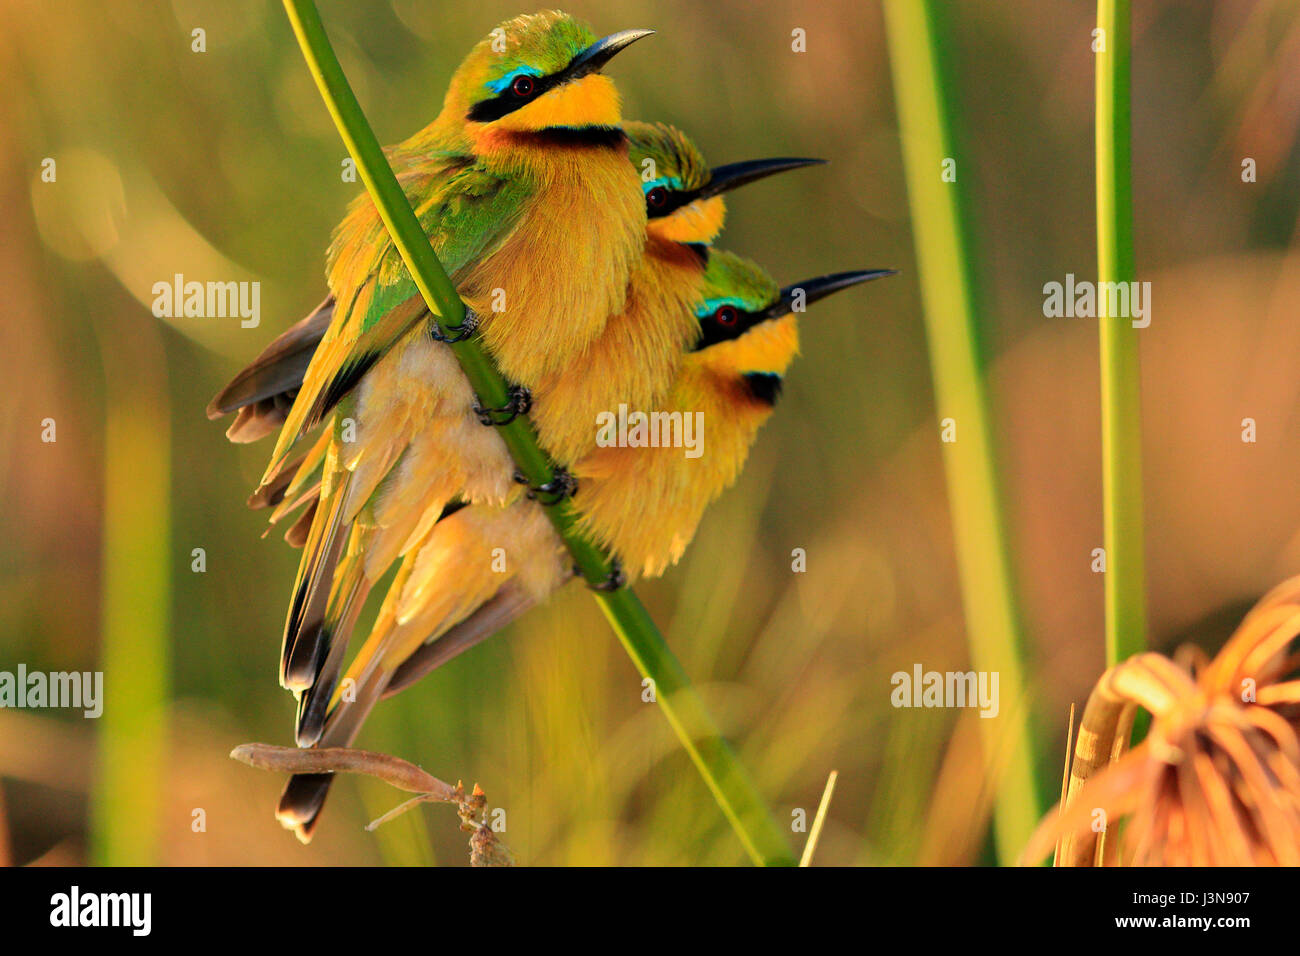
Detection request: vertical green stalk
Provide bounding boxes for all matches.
[280,0,794,865]
[1096,0,1146,666]
[91,316,171,865]
[883,0,1043,864]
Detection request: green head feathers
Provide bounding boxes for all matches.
[462,11,594,111]
[692,249,782,349]
[626,121,711,208]
[625,122,825,239]
[438,11,650,135]
[691,249,895,358]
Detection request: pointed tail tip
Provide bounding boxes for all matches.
[276,805,323,845]
[277,773,333,843]
[275,809,319,845]
[279,670,314,694]
[294,694,327,747]
[294,725,324,749]
[280,642,325,693]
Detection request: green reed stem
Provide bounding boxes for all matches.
[1096,0,1147,666]
[882,0,1044,864]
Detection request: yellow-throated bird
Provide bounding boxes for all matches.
[529,120,824,465]
[211,123,823,460]
[318,123,829,604]
[228,12,655,696]
[274,249,894,840]
[271,126,825,748]
[211,118,824,727]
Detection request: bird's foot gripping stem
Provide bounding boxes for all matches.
[430,307,479,344]
[585,558,626,592]
[474,385,532,426]
[514,467,577,505]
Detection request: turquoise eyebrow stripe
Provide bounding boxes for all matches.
[694,295,750,318]
[641,175,684,195]
[486,66,542,94]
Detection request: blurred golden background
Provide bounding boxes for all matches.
[2,0,1299,865]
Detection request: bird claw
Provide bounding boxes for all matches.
[430,307,479,344]
[586,559,626,592]
[474,385,532,426]
[514,467,577,505]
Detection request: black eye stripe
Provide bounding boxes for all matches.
[646,186,702,220]
[689,307,765,351]
[467,71,560,122]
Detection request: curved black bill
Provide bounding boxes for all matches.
[762,269,897,319]
[567,29,654,78]
[699,157,827,200]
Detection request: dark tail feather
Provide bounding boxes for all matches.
[295,557,371,747]
[278,541,565,841]
[294,628,346,746]
[276,774,332,843]
[206,296,331,422]
[280,476,351,691]
[276,673,383,843]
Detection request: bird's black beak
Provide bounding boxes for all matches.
[762,270,897,319]
[698,158,827,200]
[567,29,654,78]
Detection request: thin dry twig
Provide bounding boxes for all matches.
[231,743,513,866]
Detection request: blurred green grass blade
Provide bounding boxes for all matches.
[90,319,171,865]
[882,0,1043,864]
[1096,0,1147,666]
[593,589,796,865]
[280,0,794,866]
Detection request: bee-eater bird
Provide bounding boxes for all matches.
[232,11,657,697]
[527,120,824,466]
[209,123,823,459]
[268,128,825,747]
[333,124,828,592]
[274,249,894,841]
[210,115,824,727]
[569,252,896,577]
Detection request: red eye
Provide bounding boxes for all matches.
[511,75,534,97]
[646,186,668,209]
[714,305,739,327]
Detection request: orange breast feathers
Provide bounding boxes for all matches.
[461,130,647,385]
[571,364,776,579]
[529,235,704,466]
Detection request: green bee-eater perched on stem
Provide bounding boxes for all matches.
[213,11,653,698]
[206,9,892,841]
[273,250,893,840]
[271,125,826,764]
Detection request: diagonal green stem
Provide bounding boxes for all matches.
[280,0,794,866]
[1096,0,1147,666]
[882,0,1044,865]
